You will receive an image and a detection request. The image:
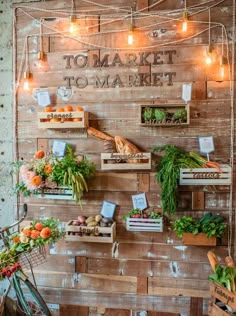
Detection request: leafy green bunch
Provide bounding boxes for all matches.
[173,212,226,239]
[151,145,207,217]
[209,264,236,293]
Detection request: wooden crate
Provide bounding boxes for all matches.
[37,111,89,129]
[101,153,151,170]
[140,104,190,126]
[179,165,232,185]
[65,221,116,243]
[126,217,163,232]
[182,233,216,246]
[35,187,73,200]
[209,302,233,316]
[209,282,236,315]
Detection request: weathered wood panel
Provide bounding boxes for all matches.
[14,1,235,315]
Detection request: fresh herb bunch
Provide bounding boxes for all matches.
[173,216,200,238]
[151,145,206,217]
[173,212,226,239]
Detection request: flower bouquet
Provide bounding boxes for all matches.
[0,217,64,280]
[14,144,96,204]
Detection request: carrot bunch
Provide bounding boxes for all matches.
[188,151,222,173]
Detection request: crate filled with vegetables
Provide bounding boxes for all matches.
[173,213,226,246]
[123,209,163,232]
[140,104,189,126]
[65,214,116,243]
[151,145,230,218]
[208,251,236,315]
[37,105,88,129]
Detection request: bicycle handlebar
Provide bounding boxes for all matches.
[0,203,28,233]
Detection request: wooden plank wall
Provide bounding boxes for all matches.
[14,0,235,315]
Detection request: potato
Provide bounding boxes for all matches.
[77,215,86,224]
[86,216,95,224]
[87,220,98,227]
[95,214,102,222]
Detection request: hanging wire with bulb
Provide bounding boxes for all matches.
[127,8,134,45]
[182,0,189,32]
[23,37,31,91]
[205,8,214,65]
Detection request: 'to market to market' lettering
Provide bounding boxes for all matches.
[62,50,177,89]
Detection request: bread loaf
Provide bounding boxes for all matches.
[87,127,114,141]
[225,256,236,267]
[114,136,141,163]
[207,251,219,272]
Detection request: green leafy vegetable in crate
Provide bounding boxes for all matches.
[143,107,153,122]
[173,109,187,123]
[173,212,226,239]
[153,109,167,123]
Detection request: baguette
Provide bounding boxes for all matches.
[87,127,114,141]
[207,251,219,272]
[114,136,141,163]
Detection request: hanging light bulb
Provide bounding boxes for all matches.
[69,15,76,34]
[205,45,213,65]
[220,56,227,79]
[23,71,30,91]
[182,11,188,32]
[128,25,134,45]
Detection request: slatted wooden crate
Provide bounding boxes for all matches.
[126,217,163,232]
[65,221,116,243]
[179,165,231,185]
[209,282,236,315]
[35,187,73,200]
[101,153,151,170]
[182,233,216,246]
[37,111,89,129]
[140,104,190,126]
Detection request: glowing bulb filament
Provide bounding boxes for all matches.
[182,20,188,32]
[206,55,213,65]
[23,80,29,91]
[220,65,225,79]
[70,22,75,34]
[128,32,133,45]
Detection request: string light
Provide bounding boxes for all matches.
[69,15,77,34]
[205,8,213,65]
[127,9,134,45]
[23,37,31,91]
[219,27,227,79]
[182,0,188,32]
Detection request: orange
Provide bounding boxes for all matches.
[64,105,73,112]
[76,106,84,111]
[43,107,53,112]
[50,118,61,122]
[74,106,84,121]
[56,107,64,112]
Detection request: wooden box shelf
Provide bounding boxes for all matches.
[35,187,73,200]
[101,152,151,170]
[179,165,232,185]
[37,111,89,129]
[65,221,116,243]
[140,104,190,126]
[126,217,163,232]
[209,282,236,315]
[182,233,216,246]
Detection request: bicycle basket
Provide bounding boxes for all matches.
[19,246,47,270]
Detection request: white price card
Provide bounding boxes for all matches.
[36,90,51,107]
[100,200,116,218]
[182,83,192,103]
[132,193,147,211]
[52,140,67,157]
[198,136,215,155]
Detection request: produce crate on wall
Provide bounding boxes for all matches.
[179,165,232,185]
[65,221,116,243]
[101,152,151,170]
[37,111,89,128]
[209,282,236,315]
[140,104,190,126]
[126,217,163,232]
[182,233,217,246]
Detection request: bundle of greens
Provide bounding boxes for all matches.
[173,212,226,239]
[151,145,206,217]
